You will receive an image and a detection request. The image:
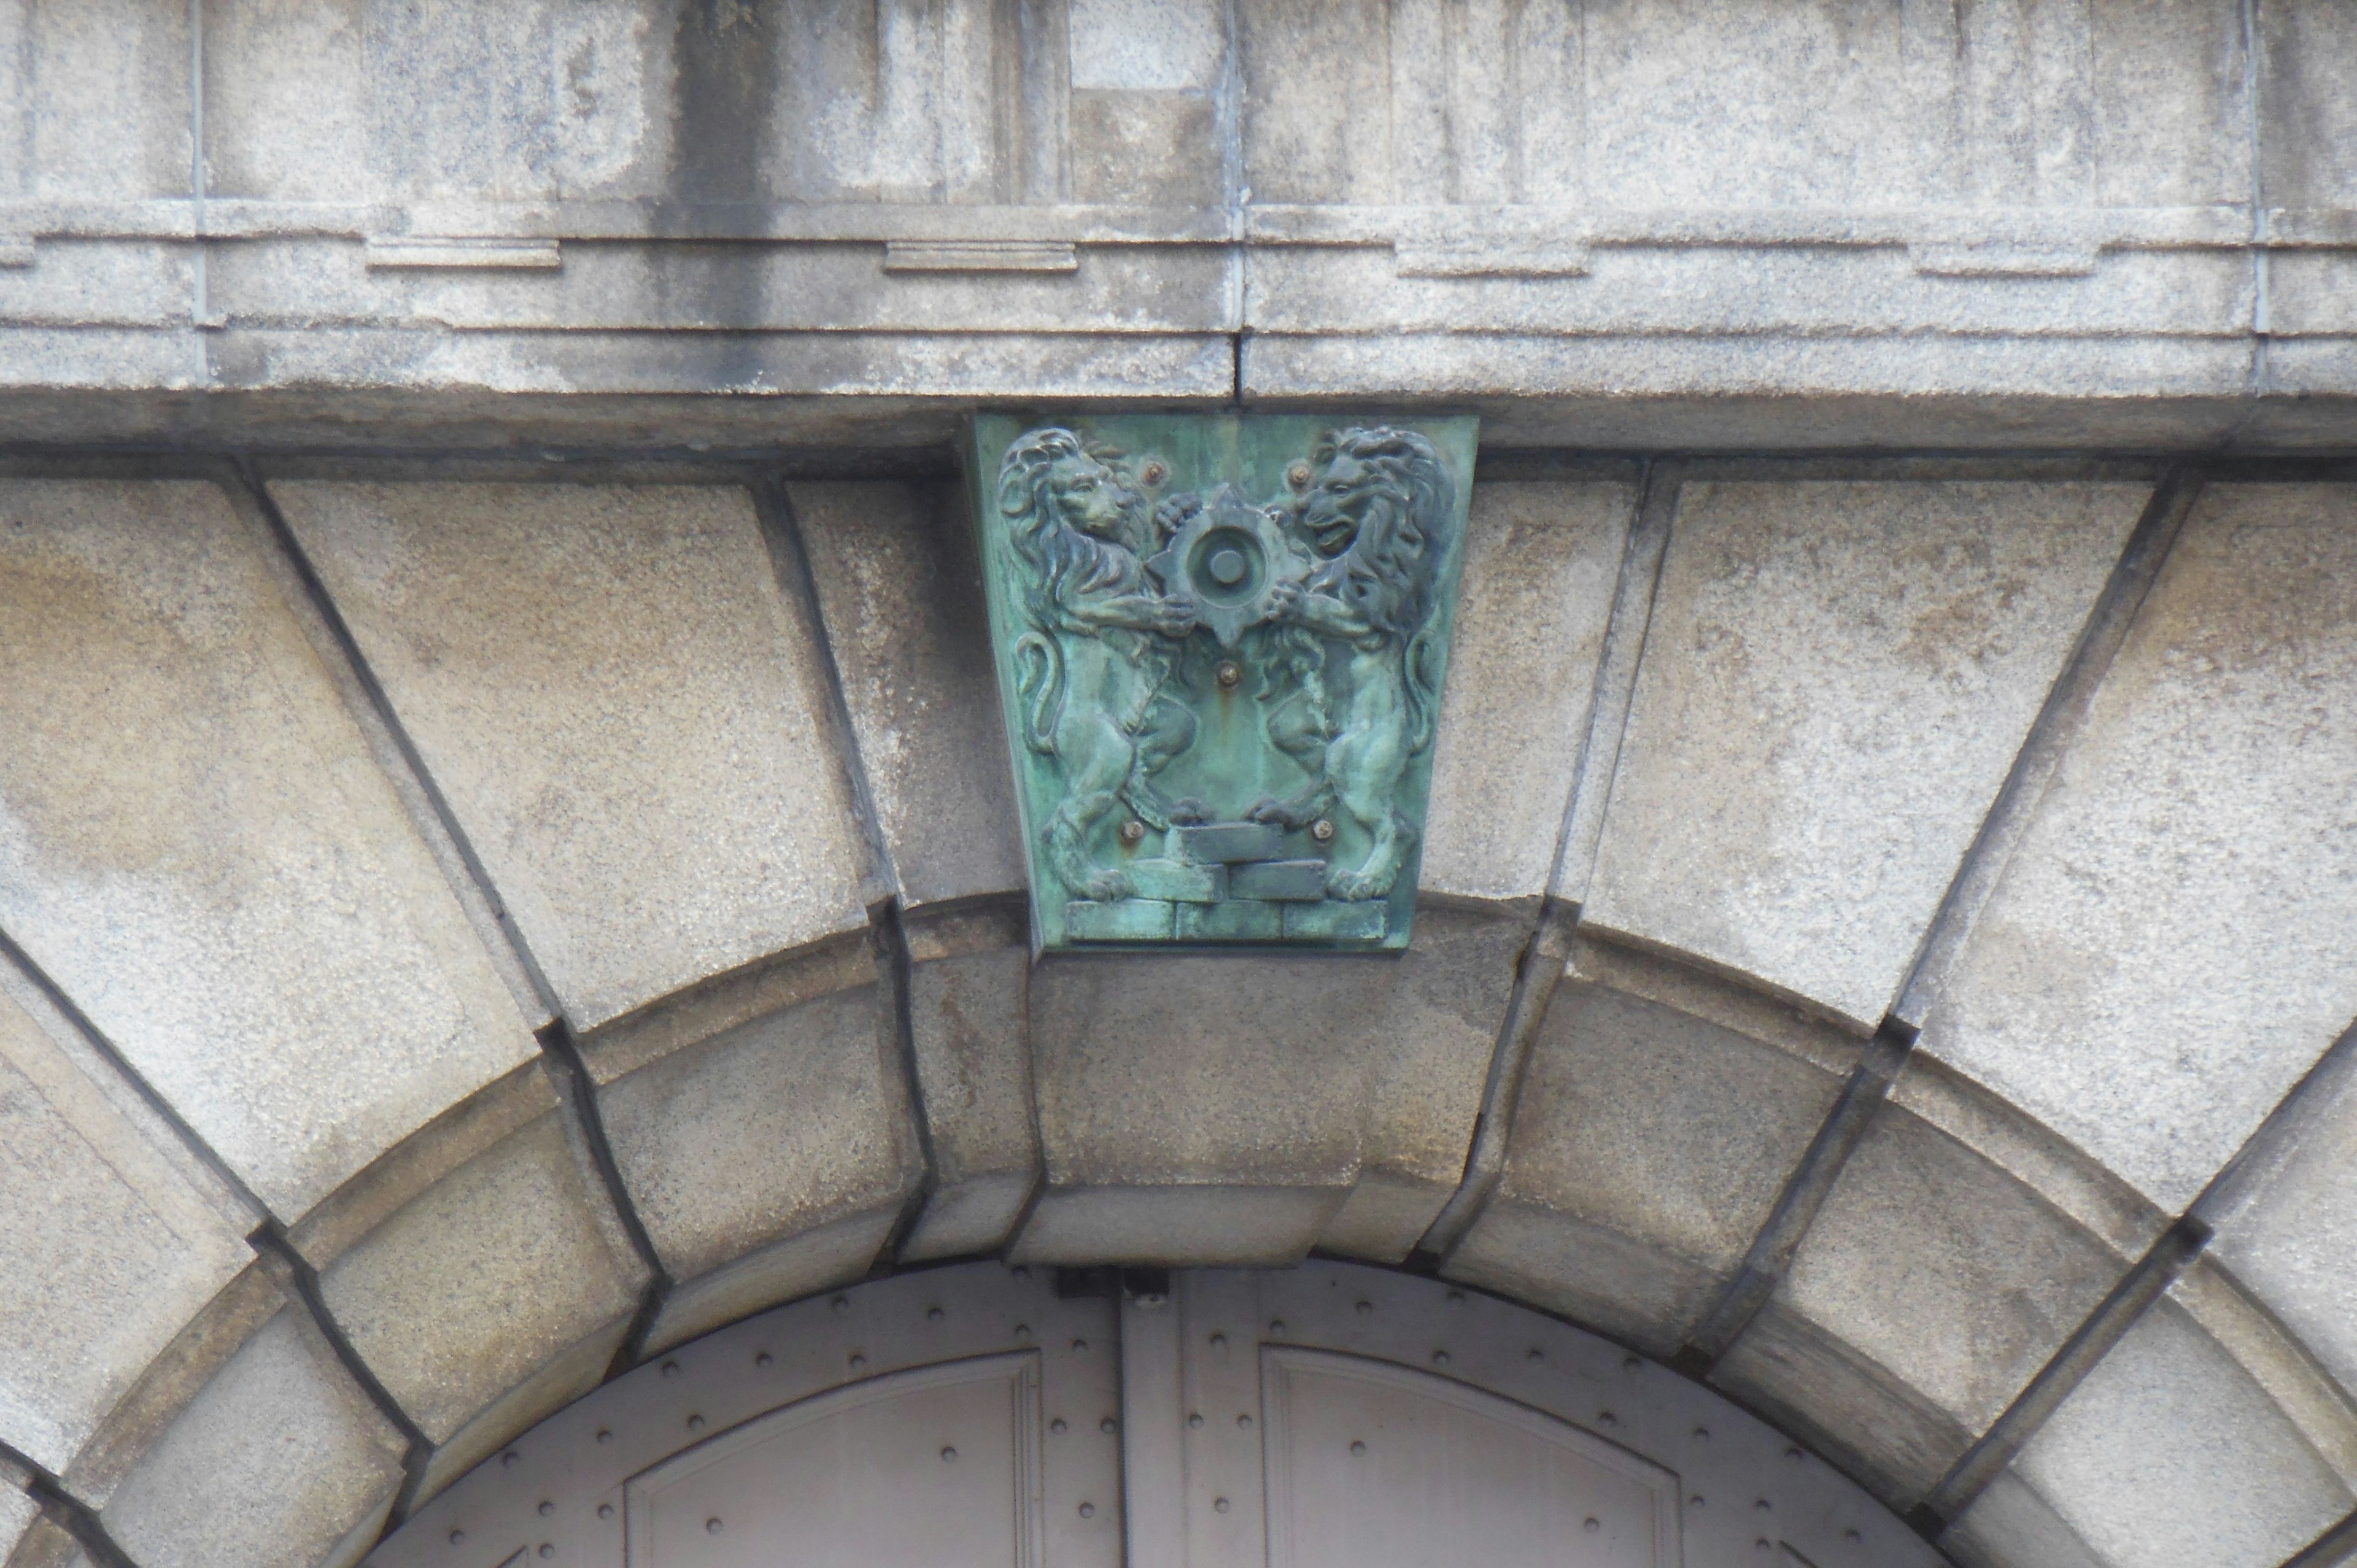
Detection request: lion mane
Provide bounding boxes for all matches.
[1299,425,1455,641]
[996,427,1147,636]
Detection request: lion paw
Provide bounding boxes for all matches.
[1078,871,1133,903]
[1325,867,1392,902]
[1244,795,1296,827]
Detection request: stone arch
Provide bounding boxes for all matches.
[2,458,2353,1568]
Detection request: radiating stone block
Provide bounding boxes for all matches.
[1712,1106,2126,1505]
[1419,478,1638,903]
[786,481,1026,909]
[96,1308,408,1568]
[1944,1473,2109,1568]
[2007,1295,2353,1568]
[899,901,1040,1262]
[1023,900,1519,1265]
[272,481,875,1031]
[1709,1299,1969,1510]
[0,1486,36,1568]
[1582,479,2145,1029]
[301,1069,646,1499]
[1446,940,1856,1353]
[2203,1032,2357,1400]
[0,976,250,1472]
[0,479,539,1218]
[592,984,923,1351]
[1922,484,2357,1208]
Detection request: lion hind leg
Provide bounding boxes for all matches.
[1327,806,1417,902]
[1045,792,1131,902]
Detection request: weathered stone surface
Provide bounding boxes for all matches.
[308,1079,644,1486]
[2,1513,76,1568]
[1582,478,2145,1029]
[0,1489,34,1568]
[1922,484,2357,1208]
[1887,1054,2169,1275]
[1713,1105,2126,1505]
[1021,900,1515,1265]
[14,0,192,201]
[97,1307,408,1568]
[1318,903,1528,1261]
[2169,1256,2357,1489]
[0,975,250,1472]
[2258,0,2357,210]
[1945,1473,2108,1568]
[1446,937,1855,1354]
[593,983,922,1348]
[2205,1035,2357,1400]
[273,481,875,1030]
[899,900,1040,1263]
[0,479,538,1218]
[1419,479,1635,903]
[1711,1299,1969,1510]
[786,481,1024,909]
[2008,1296,2353,1568]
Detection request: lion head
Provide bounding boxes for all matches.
[996,427,1153,627]
[1294,427,1455,638]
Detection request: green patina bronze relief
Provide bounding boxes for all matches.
[970,413,1477,951]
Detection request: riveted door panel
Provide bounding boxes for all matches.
[1124,1264,1945,1568]
[374,1265,1122,1568]
[626,1353,1045,1568]
[1260,1346,1679,1568]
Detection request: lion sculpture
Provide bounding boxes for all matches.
[1248,427,1453,900]
[997,428,1199,902]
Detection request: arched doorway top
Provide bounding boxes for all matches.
[373,1262,1942,1568]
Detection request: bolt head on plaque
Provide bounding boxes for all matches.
[970,414,1477,952]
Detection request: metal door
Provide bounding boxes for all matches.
[373,1262,1941,1568]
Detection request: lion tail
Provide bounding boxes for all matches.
[1404,625,1442,756]
[1012,631,1064,755]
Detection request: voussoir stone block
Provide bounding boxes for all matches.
[587,943,923,1353]
[786,481,1025,909]
[298,1064,647,1501]
[1922,483,2357,1209]
[1581,478,2146,1029]
[1943,1472,2110,1568]
[1419,478,1636,904]
[0,1487,34,1568]
[0,974,249,1473]
[2203,1030,2357,1406]
[272,481,876,1031]
[0,479,539,1218]
[1712,1103,2127,1507]
[2002,1293,2353,1568]
[1018,898,1520,1265]
[1446,937,1856,1355]
[3,1514,79,1568]
[97,1305,408,1568]
[899,899,1040,1262]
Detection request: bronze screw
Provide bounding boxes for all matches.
[1119,820,1147,845]
[1287,462,1311,489]
[1140,460,1167,487]
[1311,818,1336,842]
[1215,661,1243,690]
